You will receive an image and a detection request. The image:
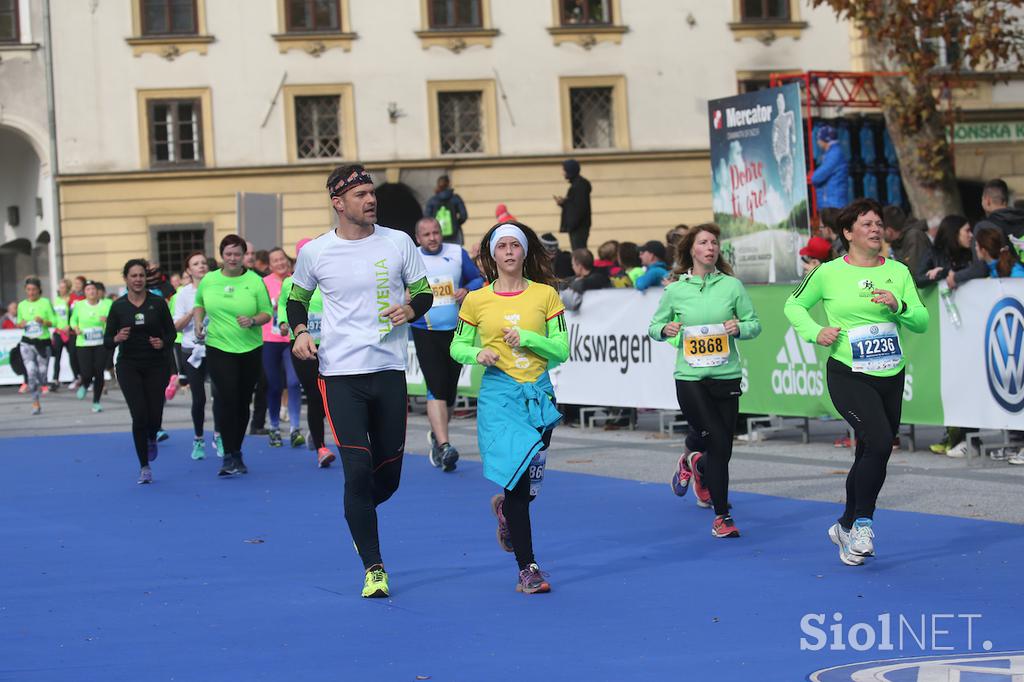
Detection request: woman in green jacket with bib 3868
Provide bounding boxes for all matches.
[649,224,761,539]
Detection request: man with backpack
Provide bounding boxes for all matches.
[424,175,469,245]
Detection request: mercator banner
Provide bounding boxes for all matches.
[708,83,809,284]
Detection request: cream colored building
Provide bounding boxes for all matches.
[46,0,854,283]
[45,0,1024,284]
[0,0,57,302]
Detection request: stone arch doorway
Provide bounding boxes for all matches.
[0,125,48,303]
[375,182,423,240]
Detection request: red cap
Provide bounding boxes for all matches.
[799,236,833,261]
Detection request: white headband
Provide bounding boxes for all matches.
[489,224,528,259]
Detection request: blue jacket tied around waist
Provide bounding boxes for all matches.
[476,367,562,491]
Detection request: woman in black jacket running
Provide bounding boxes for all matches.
[104,259,177,484]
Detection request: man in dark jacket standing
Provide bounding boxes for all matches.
[560,248,610,311]
[883,205,930,275]
[555,159,592,250]
[950,178,1024,288]
[424,175,469,245]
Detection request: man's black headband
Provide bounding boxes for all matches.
[328,170,373,198]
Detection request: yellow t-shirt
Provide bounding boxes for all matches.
[458,281,564,383]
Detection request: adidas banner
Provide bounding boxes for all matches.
[551,285,946,425]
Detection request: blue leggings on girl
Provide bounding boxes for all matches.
[263,341,301,429]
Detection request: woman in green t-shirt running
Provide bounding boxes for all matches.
[194,235,273,477]
[785,198,928,567]
[69,280,113,411]
[17,276,57,415]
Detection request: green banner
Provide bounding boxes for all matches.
[738,284,943,424]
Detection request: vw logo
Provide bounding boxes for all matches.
[985,298,1024,413]
[701,326,709,334]
[811,652,1024,681]
[869,325,879,335]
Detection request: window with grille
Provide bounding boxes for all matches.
[429,0,481,29]
[438,91,483,155]
[570,87,614,150]
[0,0,18,42]
[148,99,203,167]
[741,0,789,21]
[285,0,340,32]
[295,95,342,159]
[155,227,207,275]
[141,0,198,36]
[561,0,611,25]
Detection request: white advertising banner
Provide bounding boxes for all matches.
[940,279,1024,430]
[553,289,679,410]
[0,329,74,385]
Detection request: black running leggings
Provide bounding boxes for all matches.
[826,358,904,529]
[319,370,407,569]
[207,346,262,456]
[182,351,220,438]
[290,348,326,449]
[51,332,78,383]
[116,360,169,468]
[78,345,108,403]
[675,378,741,517]
[503,428,554,570]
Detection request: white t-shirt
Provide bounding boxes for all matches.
[173,283,198,349]
[292,225,428,376]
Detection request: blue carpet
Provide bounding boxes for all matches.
[0,430,1020,682]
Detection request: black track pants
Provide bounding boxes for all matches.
[826,358,904,528]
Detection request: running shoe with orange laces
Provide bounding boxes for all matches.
[317,447,335,468]
[712,515,740,538]
[687,452,712,508]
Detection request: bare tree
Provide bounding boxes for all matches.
[811,0,1024,218]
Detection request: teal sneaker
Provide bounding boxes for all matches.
[91,402,103,413]
[76,385,86,400]
[850,518,875,557]
[191,438,206,460]
[214,434,224,458]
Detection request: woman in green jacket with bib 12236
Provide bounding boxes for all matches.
[649,224,761,539]
[784,198,928,567]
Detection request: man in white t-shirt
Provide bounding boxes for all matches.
[287,164,432,599]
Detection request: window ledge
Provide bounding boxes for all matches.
[0,43,40,59]
[125,35,215,60]
[272,32,358,56]
[728,21,808,44]
[547,25,627,48]
[415,28,499,52]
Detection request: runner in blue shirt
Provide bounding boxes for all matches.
[410,217,485,472]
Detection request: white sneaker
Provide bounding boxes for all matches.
[1007,448,1024,465]
[828,523,864,566]
[850,519,875,557]
[946,441,968,458]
